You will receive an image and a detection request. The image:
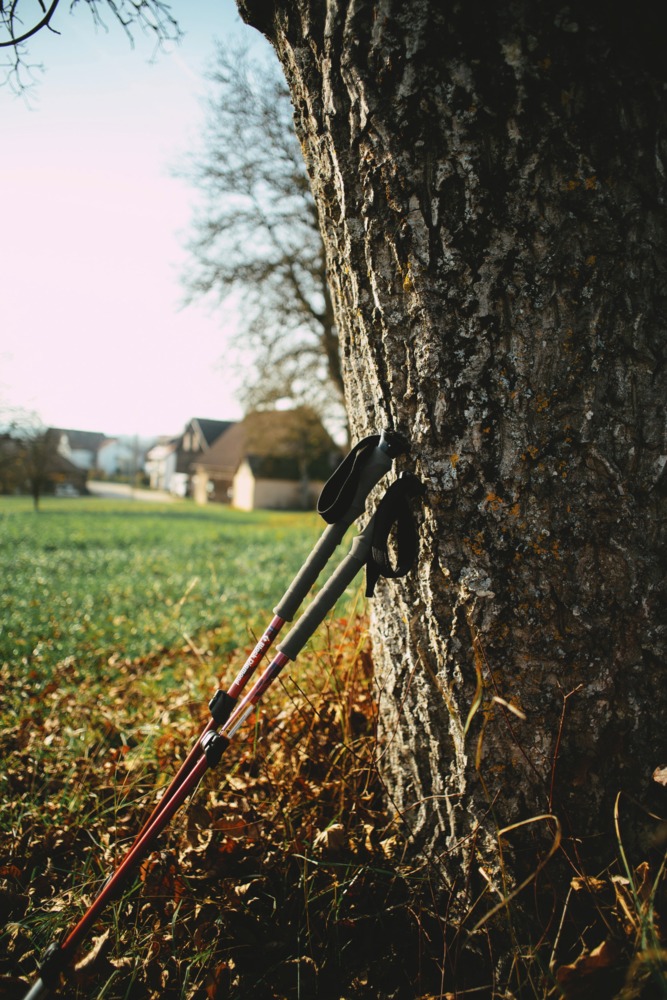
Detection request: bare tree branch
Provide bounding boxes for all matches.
[0,0,60,46]
[180,43,346,439]
[1,0,181,94]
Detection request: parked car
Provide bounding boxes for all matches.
[55,483,80,497]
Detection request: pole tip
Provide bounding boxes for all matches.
[22,978,50,1000]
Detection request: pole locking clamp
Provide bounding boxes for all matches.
[201,731,230,767]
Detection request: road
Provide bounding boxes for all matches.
[86,481,177,502]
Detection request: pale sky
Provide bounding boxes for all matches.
[1,1,274,438]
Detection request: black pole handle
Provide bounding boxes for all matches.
[272,429,406,621]
[276,471,423,660]
[277,518,376,660]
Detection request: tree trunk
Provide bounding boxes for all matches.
[239,0,666,907]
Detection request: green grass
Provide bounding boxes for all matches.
[1,494,396,1000]
[0,493,361,924]
[0,495,326,692]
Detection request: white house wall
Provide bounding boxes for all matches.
[97,440,135,476]
[232,461,324,511]
[232,462,256,510]
[146,449,177,491]
[252,478,305,510]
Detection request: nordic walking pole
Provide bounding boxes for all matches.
[24,434,414,1000]
[210,428,409,719]
[219,474,424,743]
[127,428,407,847]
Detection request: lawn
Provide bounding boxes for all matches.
[0,496,326,692]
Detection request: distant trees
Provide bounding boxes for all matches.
[182,45,346,439]
[21,425,60,510]
[0,411,60,510]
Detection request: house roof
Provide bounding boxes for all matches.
[193,409,340,481]
[190,418,236,449]
[52,429,107,452]
[192,421,247,476]
[174,419,237,473]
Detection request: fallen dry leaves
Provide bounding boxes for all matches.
[0,620,453,999]
[1,620,666,999]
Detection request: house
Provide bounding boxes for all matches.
[145,436,179,491]
[146,418,235,496]
[191,408,340,511]
[53,429,107,471]
[190,422,247,503]
[96,436,155,479]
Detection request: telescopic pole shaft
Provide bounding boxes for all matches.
[22,978,49,1000]
[133,431,401,833]
[23,430,407,1000]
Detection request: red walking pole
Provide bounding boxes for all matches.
[23,433,421,1000]
[115,431,405,850]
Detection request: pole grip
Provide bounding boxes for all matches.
[277,521,374,661]
[273,434,398,621]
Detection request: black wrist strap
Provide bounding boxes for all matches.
[365,474,425,597]
[317,434,381,524]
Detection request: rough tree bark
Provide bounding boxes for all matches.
[237,0,666,912]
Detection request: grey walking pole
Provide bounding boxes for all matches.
[271,428,407,622]
[21,430,409,1000]
[216,473,424,745]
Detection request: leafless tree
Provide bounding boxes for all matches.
[181,45,347,440]
[21,424,59,510]
[0,409,59,509]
